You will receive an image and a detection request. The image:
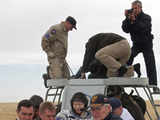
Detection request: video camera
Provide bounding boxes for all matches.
[126,9,133,15]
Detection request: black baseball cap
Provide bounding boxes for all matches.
[66,16,77,30]
[90,94,109,107]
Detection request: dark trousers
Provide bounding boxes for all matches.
[127,45,157,85]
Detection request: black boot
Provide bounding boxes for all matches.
[133,63,141,78]
[118,66,128,77]
[153,87,160,93]
[43,73,50,88]
[47,66,50,75]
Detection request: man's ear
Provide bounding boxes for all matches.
[39,112,43,119]
[37,110,40,115]
[120,106,123,111]
[105,104,112,112]
[16,109,19,114]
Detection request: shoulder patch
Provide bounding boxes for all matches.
[45,33,50,39]
[51,29,56,35]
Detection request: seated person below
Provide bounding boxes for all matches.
[56,92,92,120]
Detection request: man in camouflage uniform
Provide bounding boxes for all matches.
[42,16,77,79]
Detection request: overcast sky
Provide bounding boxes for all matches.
[0,0,160,102]
[1,0,160,65]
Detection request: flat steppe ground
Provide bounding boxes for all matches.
[0,101,160,120]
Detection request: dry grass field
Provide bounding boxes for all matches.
[0,103,17,120]
[0,101,160,120]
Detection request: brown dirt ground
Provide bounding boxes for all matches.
[0,103,17,120]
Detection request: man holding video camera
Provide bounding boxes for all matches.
[122,0,159,93]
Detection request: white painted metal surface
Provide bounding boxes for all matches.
[46,77,149,109]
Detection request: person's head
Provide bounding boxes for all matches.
[30,95,44,119]
[71,92,88,115]
[90,94,111,120]
[132,0,142,15]
[64,16,77,31]
[16,99,34,120]
[108,97,123,116]
[39,102,56,120]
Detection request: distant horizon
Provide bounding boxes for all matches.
[0,63,80,102]
[0,62,160,102]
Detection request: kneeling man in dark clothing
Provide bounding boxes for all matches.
[80,33,141,79]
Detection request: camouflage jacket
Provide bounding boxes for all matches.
[42,22,68,59]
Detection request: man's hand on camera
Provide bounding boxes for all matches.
[125,10,136,23]
[130,13,136,22]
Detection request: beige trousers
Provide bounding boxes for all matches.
[95,40,134,77]
[48,57,70,79]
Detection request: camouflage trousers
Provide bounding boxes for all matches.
[48,57,70,79]
[95,40,134,77]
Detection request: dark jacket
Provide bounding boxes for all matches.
[104,113,123,120]
[81,33,125,73]
[122,11,154,49]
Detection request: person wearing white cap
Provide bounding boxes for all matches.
[56,92,92,120]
